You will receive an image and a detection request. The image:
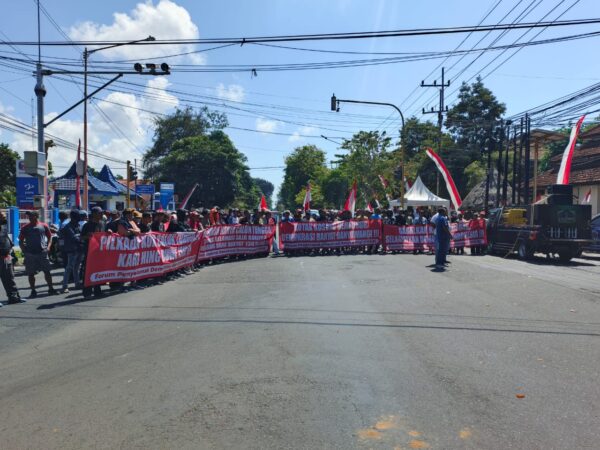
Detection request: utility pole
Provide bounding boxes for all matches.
[134,159,138,210]
[126,160,131,209]
[34,0,48,220]
[421,67,450,195]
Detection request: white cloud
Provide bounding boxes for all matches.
[256,118,280,134]
[68,0,204,64]
[216,83,245,102]
[288,126,316,142]
[9,77,179,178]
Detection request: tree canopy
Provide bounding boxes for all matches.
[0,143,18,207]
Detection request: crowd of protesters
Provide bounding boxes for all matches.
[0,204,487,305]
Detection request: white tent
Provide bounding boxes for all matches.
[389,176,450,208]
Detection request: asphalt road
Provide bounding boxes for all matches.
[1,252,599,449]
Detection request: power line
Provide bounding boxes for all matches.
[3,17,600,46]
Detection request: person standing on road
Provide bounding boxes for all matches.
[433,208,452,269]
[18,210,56,298]
[0,210,22,305]
[60,209,83,293]
[81,207,104,299]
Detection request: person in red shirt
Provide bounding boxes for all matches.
[18,210,56,298]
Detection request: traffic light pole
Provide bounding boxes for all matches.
[331,95,406,209]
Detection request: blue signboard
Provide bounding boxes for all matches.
[16,160,39,208]
[135,184,155,195]
[159,182,175,209]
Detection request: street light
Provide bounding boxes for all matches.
[330,94,406,209]
[82,35,155,210]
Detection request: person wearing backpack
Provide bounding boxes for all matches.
[60,209,83,293]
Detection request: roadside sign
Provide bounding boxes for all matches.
[135,184,155,195]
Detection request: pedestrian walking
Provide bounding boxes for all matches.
[18,210,56,298]
[60,209,83,293]
[0,210,22,305]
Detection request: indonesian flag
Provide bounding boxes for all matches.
[366,202,374,213]
[303,183,311,211]
[426,147,462,210]
[378,175,389,189]
[557,115,586,185]
[75,139,81,208]
[179,183,199,210]
[259,195,268,211]
[584,189,592,203]
[344,181,357,216]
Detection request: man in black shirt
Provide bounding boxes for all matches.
[81,207,104,298]
[139,211,152,233]
[0,210,22,305]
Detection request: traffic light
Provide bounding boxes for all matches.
[128,165,138,180]
[331,94,337,112]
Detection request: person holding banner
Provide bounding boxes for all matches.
[81,207,104,299]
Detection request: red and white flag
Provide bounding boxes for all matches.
[378,175,389,189]
[259,195,268,211]
[344,181,357,216]
[426,147,462,210]
[179,183,199,210]
[75,139,81,208]
[303,183,311,211]
[584,189,592,203]
[557,115,586,185]
[366,202,374,213]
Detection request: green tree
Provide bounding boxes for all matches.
[320,168,351,209]
[445,76,506,158]
[253,177,275,205]
[0,143,18,207]
[278,145,328,208]
[152,131,259,209]
[142,107,228,178]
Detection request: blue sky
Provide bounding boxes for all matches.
[2,0,600,203]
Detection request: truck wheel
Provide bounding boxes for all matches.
[558,251,573,263]
[518,241,533,260]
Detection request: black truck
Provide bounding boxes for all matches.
[486,185,592,262]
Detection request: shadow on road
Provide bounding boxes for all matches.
[1,315,599,337]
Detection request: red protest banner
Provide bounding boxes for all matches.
[449,221,487,248]
[279,220,382,250]
[382,224,433,252]
[382,222,487,251]
[84,232,202,286]
[197,224,275,261]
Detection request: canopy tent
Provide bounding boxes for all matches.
[389,176,450,209]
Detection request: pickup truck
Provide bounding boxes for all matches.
[486,204,592,262]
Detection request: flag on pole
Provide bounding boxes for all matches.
[179,183,199,210]
[584,188,592,203]
[75,139,81,208]
[343,181,357,216]
[425,147,462,210]
[557,115,586,185]
[378,175,389,189]
[259,195,268,211]
[303,183,311,211]
[366,202,374,213]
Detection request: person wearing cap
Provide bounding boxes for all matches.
[188,211,203,231]
[0,210,22,305]
[60,209,83,293]
[281,210,294,223]
[18,210,56,298]
[81,207,105,298]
